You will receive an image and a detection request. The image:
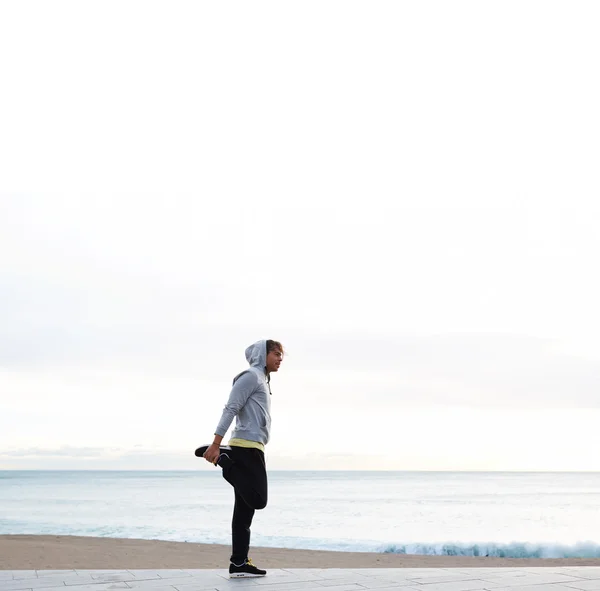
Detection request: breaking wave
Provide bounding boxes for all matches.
[381,541,600,558]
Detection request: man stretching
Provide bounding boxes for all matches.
[195,339,284,578]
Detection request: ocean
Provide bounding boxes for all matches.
[1,470,600,559]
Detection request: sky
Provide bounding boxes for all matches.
[1,1,599,471]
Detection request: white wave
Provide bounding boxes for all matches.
[382,541,600,558]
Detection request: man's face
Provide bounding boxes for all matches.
[266,348,283,373]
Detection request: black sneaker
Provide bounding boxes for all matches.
[216,452,231,468]
[229,558,266,578]
[194,444,232,458]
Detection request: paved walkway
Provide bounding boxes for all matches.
[1,567,600,591]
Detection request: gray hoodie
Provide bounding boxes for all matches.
[215,340,272,445]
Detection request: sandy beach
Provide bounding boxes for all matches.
[1,535,600,570]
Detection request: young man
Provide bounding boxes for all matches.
[195,339,284,578]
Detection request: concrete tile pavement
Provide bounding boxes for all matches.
[1,567,600,591]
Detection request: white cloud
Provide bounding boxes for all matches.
[1,1,600,469]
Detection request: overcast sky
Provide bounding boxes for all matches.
[1,1,599,470]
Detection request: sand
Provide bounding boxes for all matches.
[1,535,600,570]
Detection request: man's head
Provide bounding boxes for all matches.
[265,339,284,374]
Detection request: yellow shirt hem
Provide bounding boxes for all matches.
[228,438,265,452]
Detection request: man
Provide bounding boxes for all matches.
[195,339,284,578]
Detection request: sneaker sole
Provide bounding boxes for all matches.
[229,573,266,578]
[194,445,232,458]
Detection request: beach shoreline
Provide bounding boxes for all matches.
[2,535,600,570]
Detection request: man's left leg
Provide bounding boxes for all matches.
[231,489,254,566]
[229,489,267,578]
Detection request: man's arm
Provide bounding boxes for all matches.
[204,434,224,464]
[204,371,256,464]
[213,371,256,436]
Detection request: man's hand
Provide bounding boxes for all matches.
[203,443,221,465]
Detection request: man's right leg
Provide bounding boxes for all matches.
[219,447,267,511]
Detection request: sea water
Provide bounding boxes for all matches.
[1,470,600,558]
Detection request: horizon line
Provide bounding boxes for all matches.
[2,468,600,473]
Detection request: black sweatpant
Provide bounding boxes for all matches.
[219,446,268,565]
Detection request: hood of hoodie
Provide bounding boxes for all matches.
[216,339,273,445]
[245,340,268,374]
